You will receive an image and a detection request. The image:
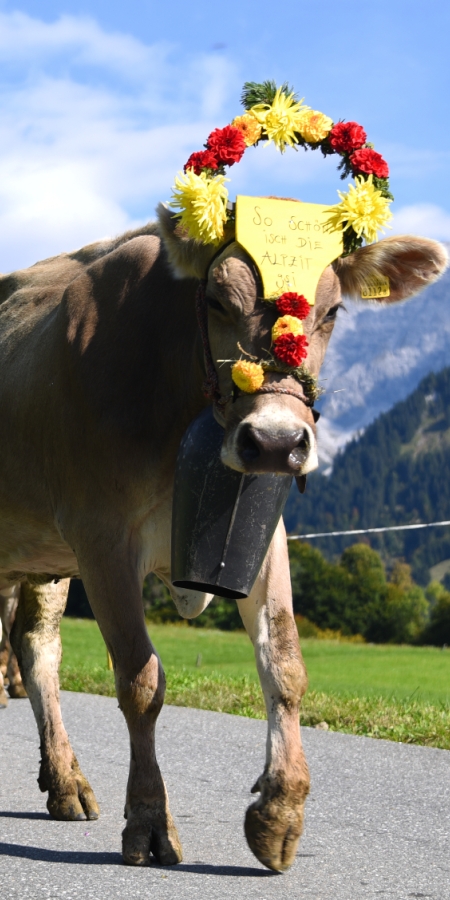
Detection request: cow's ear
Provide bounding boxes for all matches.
[157,203,235,280]
[333,235,448,303]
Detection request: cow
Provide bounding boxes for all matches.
[0,585,26,706]
[0,204,446,871]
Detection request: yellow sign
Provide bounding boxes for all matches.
[235,195,343,303]
[360,275,390,299]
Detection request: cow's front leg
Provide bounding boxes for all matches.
[10,578,99,819]
[79,554,182,867]
[237,519,310,872]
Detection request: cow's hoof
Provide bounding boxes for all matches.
[244,802,304,872]
[47,787,100,821]
[244,772,309,872]
[7,682,28,699]
[122,807,183,866]
[45,770,99,821]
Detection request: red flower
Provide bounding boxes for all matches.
[206,125,246,166]
[329,121,367,153]
[273,333,309,367]
[350,148,389,179]
[276,292,311,320]
[184,150,219,175]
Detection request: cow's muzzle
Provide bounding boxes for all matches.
[235,422,314,474]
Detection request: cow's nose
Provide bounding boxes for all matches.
[237,423,311,473]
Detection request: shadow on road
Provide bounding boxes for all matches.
[158,863,275,877]
[0,811,49,821]
[0,843,122,865]
[0,842,283,875]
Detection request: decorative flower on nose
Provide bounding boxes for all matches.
[273,333,309,367]
[230,288,312,394]
[275,293,311,318]
[269,292,311,369]
[272,314,303,342]
[232,360,265,393]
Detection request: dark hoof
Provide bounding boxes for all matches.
[122,810,183,867]
[86,810,99,821]
[8,683,28,699]
[47,795,86,820]
[122,831,151,867]
[46,781,100,822]
[244,801,305,872]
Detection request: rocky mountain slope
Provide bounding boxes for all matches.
[316,243,450,467]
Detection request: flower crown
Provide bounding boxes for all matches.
[169,80,393,395]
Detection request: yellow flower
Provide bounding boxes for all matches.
[250,88,310,152]
[231,113,262,147]
[324,175,393,244]
[297,109,333,143]
[231,360,265,393]
[169,169,229,245]
[272,315,303,342]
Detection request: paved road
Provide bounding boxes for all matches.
[1,692,449,899]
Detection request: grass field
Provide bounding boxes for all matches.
[60,618,450,750]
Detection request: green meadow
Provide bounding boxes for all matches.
[60,618,450,749]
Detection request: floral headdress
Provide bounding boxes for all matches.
[169,80,393,396]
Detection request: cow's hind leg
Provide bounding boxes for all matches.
[237,519,310,873]
[78,552,182,867]
[1,586,27,698]
[10,578,99,820]
[0,615,7,707]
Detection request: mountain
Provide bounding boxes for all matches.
[315,243,450,468]
[285,366,450,585]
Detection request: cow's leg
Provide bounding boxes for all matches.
[1,586,27,698]
[78,554,182,867]
[236,519,310,873]
[0,599,7,677]
[0,614,7,707]
[6,637,27,698]
[10,578,99,820]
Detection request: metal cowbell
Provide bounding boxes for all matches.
[171,406,292,600]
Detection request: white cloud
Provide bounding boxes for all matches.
[391,203,450,240]
[0,12,239,271]
[0,12,168,84]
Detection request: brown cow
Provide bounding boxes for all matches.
[1,206,446,871]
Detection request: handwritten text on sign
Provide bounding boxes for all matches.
[235,196,343,303]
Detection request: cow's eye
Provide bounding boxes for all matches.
[323,304,341,322]
[207,296,226,314]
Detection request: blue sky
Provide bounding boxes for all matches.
[0,0,449,270]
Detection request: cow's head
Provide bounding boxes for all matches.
[159,204,447,478]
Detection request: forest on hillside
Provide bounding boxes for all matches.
[66,542,450,646]
[284,366,450,584]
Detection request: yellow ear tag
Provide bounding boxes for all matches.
[360,275,390,299]
[235,196,343,304]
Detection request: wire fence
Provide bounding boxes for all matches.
[287,520,450,541]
